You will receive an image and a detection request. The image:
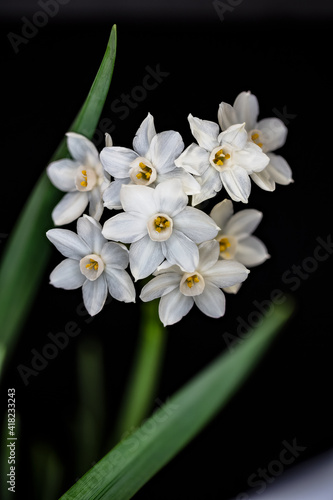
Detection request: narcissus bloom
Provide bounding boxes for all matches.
[140,240,249,325]
[100,113,200,210]
[210,199,270,268]
[102,179,219,280]
[46,215,135,316]
[47,133,110,225]
[218,91,293,191]
[175,115,269,205]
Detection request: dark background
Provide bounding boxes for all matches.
[1,1,333,498]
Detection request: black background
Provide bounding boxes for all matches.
[1,2,333,499]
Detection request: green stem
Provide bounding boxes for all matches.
[110,299,166,445]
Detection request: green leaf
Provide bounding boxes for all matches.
[60,297,295,500]
[0,25,117,379]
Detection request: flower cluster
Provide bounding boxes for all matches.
[46,91,293,325]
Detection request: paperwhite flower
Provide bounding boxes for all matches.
[46,215,135,316]
[140,239,249,326]
[210,198,270,267]
[100,113,200,210]
[102,179,220,280]
[175,115,269,205]
[218,91,293,191]
[47,133,110,225]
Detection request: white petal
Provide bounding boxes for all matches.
[197,240,220,273]
[47,158,78,192]
[188,114,220,151]
[66,132,99,164]
[233,142,269,173]
[49,258,85,289]
[194,283,226,318]
[225,209,263,238]
[120,184,156,216]
[82,275,108,316]
[159,288,194,326]
[223,283,242,294]
[149,130,184,174]
[219,123,248,149]
[256,118,288,153]
[105,133,113,147]
[235,235,270,267]
[102,212,147,243]
[204,260,249,288]
[218,101,239,131]
[233,91,259,131]
[174,143,210,175]
[140,273,180,301]
[162,230,199,272]
[153,179,188,217]
[76,215,106,254]
[46,228,91,259]
[51,191,89,226]
[157,168,201,196]
[266,153,294,185]
[103,178,131,210]
[129,234,164,280]
[173,206,219,243]
[133,112,156,157]
[209,199,234,231]
[101,242,129,269]
[250,169,276,192]
[220,166,251,203]
[99,146,137,178]
[105,267,135,302]
[191,166,222,206]
[88,187,104,221]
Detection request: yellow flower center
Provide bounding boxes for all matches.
[251,132,263,148]
[85,258,99,271]
[154,215,171,233]
[213,149,230,166]
[186,274,200,289]
[219,237,231,255]
[136,162,153,181]
[80,169,88,187]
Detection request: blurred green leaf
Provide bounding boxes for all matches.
[0,25,117,379]
[60,298,294,500]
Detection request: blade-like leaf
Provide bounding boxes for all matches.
[60,298,294,500]
[0,25,117,378]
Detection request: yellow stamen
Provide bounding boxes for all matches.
[213,148,229,166]
[251,133,259,140]
[136,172,143,179]
[219,237,231,253]
[186,274,200,288]
[139,162,146,168]
[86,258,98,270]
[154,215,170,233]
[81,170,87,176]
[81,181,87,187]
[257,143,263,148]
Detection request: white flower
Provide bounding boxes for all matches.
[102,179,220,281]
[100,113,201,210]
[218,91,294,191]
[210,198,270,268]
[175,115,269,205]
[140,239,249,326]
[46,215,135,316]
[47,133,110,225]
